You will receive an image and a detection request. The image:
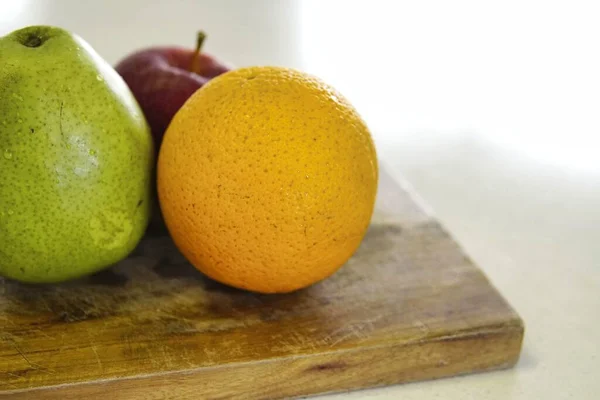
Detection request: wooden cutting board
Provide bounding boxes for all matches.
[0,168,523,399]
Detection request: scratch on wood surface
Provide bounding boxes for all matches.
[125,335,133,359]
[202,347,219,362]
[96,320,111,336]
[326,316,382,347]
[0,315,16,328]
[11,341,34,369]
[178,348,195,368]
[250,293,265,305]
[90,345,103,371]
[415,320,431,336]
[148,346,160,367]
[35,295,53,314]
[0,372,19,389]
[56,332,67,355]
[227,344,244,357]
[267,316,385,354]
[160,345,173,369]
[1,370,23,381]
[7,338,56,375]
[33,329,54,340]
[269,330,314,354]
[291,331,316,350]
[86,329,103,371]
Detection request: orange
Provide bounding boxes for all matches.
[157,66,378,293]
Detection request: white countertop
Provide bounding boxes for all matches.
[2,1,599,398]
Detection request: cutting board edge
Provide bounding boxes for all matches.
[1,322,524,400]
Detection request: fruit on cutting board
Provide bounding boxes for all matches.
[115,32,231,150]
[0,25,154,283]
[158,66,378,293]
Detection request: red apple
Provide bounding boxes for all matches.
[115,32,231,150]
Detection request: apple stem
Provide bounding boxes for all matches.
[189,31,207,73]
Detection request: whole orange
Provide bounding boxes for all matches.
[157,66,378,293]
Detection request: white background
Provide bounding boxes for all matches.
[1,1,599,399]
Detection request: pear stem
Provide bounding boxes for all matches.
[189,31,207,73]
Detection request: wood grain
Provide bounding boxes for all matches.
[0,167,524,399]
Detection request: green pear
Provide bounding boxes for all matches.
[0,26,154,283]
